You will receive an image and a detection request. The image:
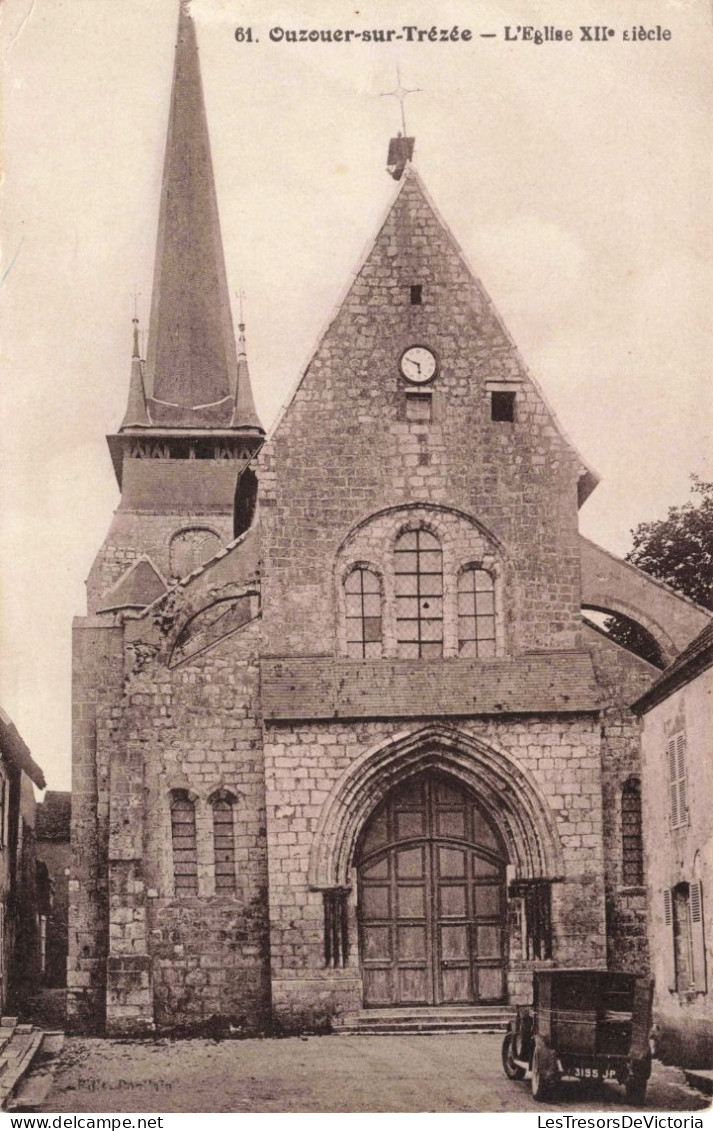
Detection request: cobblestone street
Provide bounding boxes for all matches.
[41,1034,711,1114]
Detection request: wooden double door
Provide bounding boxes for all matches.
[357,774,507,1007]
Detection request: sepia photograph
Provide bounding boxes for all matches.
[1,0,712,1115]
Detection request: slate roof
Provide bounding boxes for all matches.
[98,558,167,613]
[631,619,713,715]
[261,652,601,722]
[36,790,71,840]
[0,707,46,789]
[139,3,261,433]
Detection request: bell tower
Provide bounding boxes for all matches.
[87,0,263,616]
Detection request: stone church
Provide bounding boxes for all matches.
[68,4,710,1035]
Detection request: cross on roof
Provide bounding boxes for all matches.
[380,66,421,135]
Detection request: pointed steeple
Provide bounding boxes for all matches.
[143,0,260,430]
[232,321,262,431]
[121,318,150,428]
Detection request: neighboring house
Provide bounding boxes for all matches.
[632,623,713,1068]
[36,792,71,988]
[67,2,712,1036]
[0,708,47,1011]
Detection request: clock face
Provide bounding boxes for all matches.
[399,345,438,385]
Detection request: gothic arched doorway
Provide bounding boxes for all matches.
[356,772,508,1007]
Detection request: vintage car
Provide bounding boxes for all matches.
[501,969,654,1103]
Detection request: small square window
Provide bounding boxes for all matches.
[410,285,423,305]
[405,390,432,422]
[491,391,516,422]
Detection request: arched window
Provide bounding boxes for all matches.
[394,529,443,658]
[621,777,643,886]
[457,568,495,657]
[170,790,198,894]
[211,791,236,894]
[169,527,221,580]
[345,568,382,658]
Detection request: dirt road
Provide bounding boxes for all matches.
[41,1034,710,1114]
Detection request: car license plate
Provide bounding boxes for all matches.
[573,1065,616,1079]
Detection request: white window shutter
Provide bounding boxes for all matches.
[667,733,688,829]
[667,738,679,827]
[690,881,707,993]
[663,888,676,991]
[676,733,688,826]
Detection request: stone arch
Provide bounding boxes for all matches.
[168,525,222,581]
[579,538,711,662]
[308,723,564,890]
[335,502,505,559]
[582,597,675,665]
[340,559,384,590]
[207,786,239,806]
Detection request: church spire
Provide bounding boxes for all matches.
[142,0,261,431]
[121,317,150,429]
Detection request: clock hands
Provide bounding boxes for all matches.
[400,345,437,384]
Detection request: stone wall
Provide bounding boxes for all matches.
[108,611,271,1033]
[36,838,70,987]
[87,511,234,615]
[263,714,604,1031]
[584,625,657,974]
[67,619,124,1032]
[638,664,713,1067]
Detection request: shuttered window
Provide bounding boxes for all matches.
[666,732,688,829]
[690,880,707,993]
[621,778,644,886]
[664,882,708,994]
[211,793,236,894]
[170,791,198,894]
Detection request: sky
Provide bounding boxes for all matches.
[1,0,712,790]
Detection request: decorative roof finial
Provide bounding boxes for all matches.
[236,289,247,356]
[232,290,262,431]
[132,288,142,359]
[121,312,150,429]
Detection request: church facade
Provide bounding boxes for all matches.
[67,5,711,1036]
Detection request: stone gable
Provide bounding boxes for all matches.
[259,170,585,658]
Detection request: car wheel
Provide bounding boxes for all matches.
[531,1045,552,1102]
[626,1078,647,1105]
[502,1033,526,1080]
